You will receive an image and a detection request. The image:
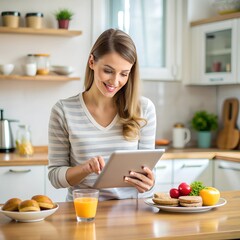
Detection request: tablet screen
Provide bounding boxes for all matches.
[93,149,165,189]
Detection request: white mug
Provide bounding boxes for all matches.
[24,63,37,76]
[172,123,191,148]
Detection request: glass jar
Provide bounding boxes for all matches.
[34,53,50,75]
[16,125,34,157]
[27,54,36,64]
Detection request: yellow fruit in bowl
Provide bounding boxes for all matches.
[199,187,220,206]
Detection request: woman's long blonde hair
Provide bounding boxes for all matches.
[84,28,146,140]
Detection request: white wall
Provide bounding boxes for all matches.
[0,0,238,147]
[0,0,91,145]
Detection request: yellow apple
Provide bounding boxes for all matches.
[199,187,220,206]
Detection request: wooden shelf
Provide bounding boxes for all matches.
[191,12,240,26]
[0,74,80,81]
[0,26,82,37]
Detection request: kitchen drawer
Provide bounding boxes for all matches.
[173,159,213,186]
[0,166,45,203]
[214,160,240,191]
[154,160,172,184]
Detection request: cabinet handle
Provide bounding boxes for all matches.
[155,166,167,169]
[219,165,240,172]
[181,164,203,168]
[9,169,31,173]
[209,78,223,82]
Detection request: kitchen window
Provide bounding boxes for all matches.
[92,0,183,81]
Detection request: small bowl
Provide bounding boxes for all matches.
[51,65,75,75]
[0,204,59,222]
[0,64,14,75]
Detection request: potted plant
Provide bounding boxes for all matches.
[191,110,218,148]
[54,8,74,29]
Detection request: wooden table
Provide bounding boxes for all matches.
[0,191,240,239]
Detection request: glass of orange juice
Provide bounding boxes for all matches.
[73,189,99,222]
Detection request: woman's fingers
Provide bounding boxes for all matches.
[88,156,105,174]
[97,156,105,173]
[124,167,155,193]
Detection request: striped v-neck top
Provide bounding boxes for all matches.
[48,93,156,201]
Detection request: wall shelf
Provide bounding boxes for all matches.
[191,12,240,26]
[0,74,80,81]
[0,26,82,37]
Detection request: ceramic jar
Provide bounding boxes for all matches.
[1,11,21,28]
[26,12,44,29]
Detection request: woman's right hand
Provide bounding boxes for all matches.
[66,156,105,186]
[82,156,105,175]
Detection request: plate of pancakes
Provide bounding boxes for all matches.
[145,193,227,213]
[0,195,59,222]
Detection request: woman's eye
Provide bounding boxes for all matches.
[104,69,113,74]
[121,73,128,77]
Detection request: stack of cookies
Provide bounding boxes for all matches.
[153,193,179,207]
[152,193,203,207]
[179,196,202,207]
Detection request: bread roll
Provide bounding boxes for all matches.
[2,198,22,211]
[18,199,40,212]
[31,195,54,210]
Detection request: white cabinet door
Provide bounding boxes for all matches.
[214,160,240,191]
[190,19,238,85]
[154,160,173,192]
[45,167,67,202]
[0,166,45,203]
[173,159,213,187]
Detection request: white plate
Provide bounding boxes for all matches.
[0,204,59,222]
[144,198,227,213]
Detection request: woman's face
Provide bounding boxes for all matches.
[89,52,133,98]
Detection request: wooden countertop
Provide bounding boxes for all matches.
[0,191,239,240]
[0,146,240,166]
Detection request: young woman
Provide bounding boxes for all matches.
[48,28,157,201]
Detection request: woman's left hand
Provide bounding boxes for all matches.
[124,166,154,193]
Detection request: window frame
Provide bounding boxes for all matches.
[91,0,183,81]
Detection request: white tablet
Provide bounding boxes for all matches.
[92,149,165,189]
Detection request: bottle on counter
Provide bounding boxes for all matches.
[16,124,34,157]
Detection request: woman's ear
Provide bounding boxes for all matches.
[88,54,94,69]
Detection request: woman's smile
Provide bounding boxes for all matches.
[103,82,118,93]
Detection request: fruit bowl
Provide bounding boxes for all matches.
[0,204,59,222]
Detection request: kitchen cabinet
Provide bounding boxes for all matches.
[0,166,45,203]
[154,160,173,192]
[154,159,213,192]
[173,159,213,186]
[0,26,82,82]
[190,14,240,85]
[0,165,68,203]
[214,160,240,191]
